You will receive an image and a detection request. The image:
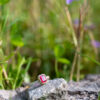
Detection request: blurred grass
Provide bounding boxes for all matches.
[0,0,100,89]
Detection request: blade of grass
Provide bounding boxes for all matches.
[1,10,9,36]
[13,57,25,89]
[55,60,59,77]
[18,57,33,87]
[82,55,100,66]
[0,66,4,89]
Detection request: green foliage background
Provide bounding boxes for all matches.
[0,0,100,89]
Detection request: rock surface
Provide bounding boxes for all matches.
[67,81,98,100]
[84,74,100,91]
[84,74,100,82]
[28,78,68,100]
[0,77,100,100]
[28,79,99,100]
[0,87,28,100]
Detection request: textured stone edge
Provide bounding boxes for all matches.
[0,77,100,100]
[28,78,68,100]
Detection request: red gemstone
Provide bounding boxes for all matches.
[39,74,47,84]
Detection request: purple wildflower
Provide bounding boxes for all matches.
[66,0,74,4]
[74,19,79,25]
[91,40,100,48]
[66,0,80,4]
[73,19,95,30]
[73,19,79,28]
[84,24,96,30]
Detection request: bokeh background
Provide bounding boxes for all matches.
[0,0,100,89]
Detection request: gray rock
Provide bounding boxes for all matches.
[84,74,100,91]
[27,78,98,100]
[0,78,99,100]
[67,81,98,100]
[0,90,17,100]
[84,74,100,82]
[67,81,99,93]
[28,78,68,100]
[0,87,28,100]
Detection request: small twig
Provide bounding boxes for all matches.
[2,66,9,85]
[76,8,82,81]
[70,48,78,80]
[77,46,81,81]
[65,7,78,47]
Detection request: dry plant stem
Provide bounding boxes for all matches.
[76,8,82,81]
[70,48,78,80]
[2,66,9,85]
[65,7,78,47]
[76,0,88,81]
[65,7,79,80]
[66,2,87,80]
[77,46,81,81]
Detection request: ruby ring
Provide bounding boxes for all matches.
[38,74,49,84]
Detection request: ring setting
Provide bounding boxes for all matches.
[38,74,49,84]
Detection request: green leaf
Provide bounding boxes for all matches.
[0,66,4,89]
[0,0,10,5]
[54,45,65,58]
[11,35,24,47]
[58,58,70,65]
